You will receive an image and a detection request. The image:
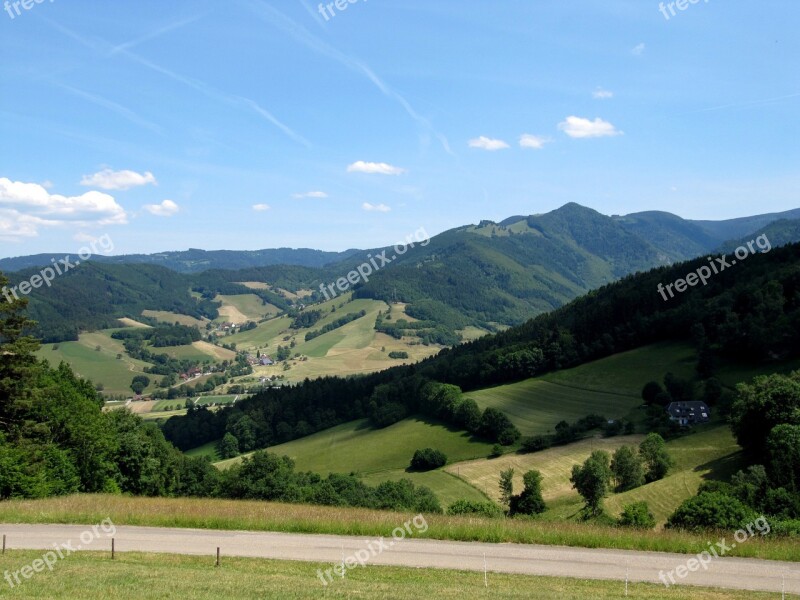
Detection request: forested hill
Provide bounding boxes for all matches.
[5,203,800,343]
[164,238,800,453]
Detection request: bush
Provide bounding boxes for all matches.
[388,351,409,359]
[666,492,755,531]
[619,501,656,529]
[447,499,503,518]
[489,444,503,458]
[410,448,447,471]
[520,435,551,453]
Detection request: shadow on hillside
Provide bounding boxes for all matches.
[693,449,746,483]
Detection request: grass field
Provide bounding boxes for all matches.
[223,295,442,384]
[464,342,696,437]
[35,331,152,395]
[216,294,280,323]
[141,310,208,328]
[446,425,742,527]
[217,418,493,507]
[2,495,797,562]
[0,550,779,600]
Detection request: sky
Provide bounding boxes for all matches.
[1,0,799,256]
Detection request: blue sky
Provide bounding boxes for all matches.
[1,0,798,255]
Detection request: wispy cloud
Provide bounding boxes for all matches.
[468,136,510,151]
[239,0,452,154]
[631,43,646,56]
[252,203,271,211]
[592,88,614,99]
[292,191,328,199]
[362,202,391,212]
[81,169,157,191]
[519,134,550,149]
[144,199,180,217]
[54,83,162,134]
[558,116,623,139]
[347,161,406,175]
[111,14,206,55]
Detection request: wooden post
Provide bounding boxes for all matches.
[483,553,488,587]
[216,547,220,567]
[111,538,115,560]
[2,534,5,554]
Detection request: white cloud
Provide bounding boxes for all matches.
[632,43,646,56]
[73,232,99,243]
[558,116,623,139]
[144,199,179,217]
[362,202,391,212]
[519,134,551,150]
[592,88,614,100]
[80,168,157,191]
[252,203,271,212]
[347,161,406,176]
[0,178,127,240]
[468,136,510,151]
[292,191,328,199]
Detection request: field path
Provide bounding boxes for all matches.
[2,524,798,594]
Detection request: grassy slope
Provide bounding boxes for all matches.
[35,331,152,395]
[464,342,696,436]
[447,425,741,526]
[0,551,771,600]
[226,296,441,384]
[217,418,492,507]
[2,495,797,562]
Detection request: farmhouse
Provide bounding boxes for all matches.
[666,401,710,426]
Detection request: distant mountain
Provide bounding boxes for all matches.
[717,218,800,253]
[0,247,362,273]
[6,203,799,342]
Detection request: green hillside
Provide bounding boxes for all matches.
[218,418,492,507]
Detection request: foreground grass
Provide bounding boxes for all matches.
[1,495,797,562]
[0,551,774,600]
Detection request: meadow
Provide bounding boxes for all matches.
[0,550,775,600]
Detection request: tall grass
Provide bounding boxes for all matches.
[0,495,797,562]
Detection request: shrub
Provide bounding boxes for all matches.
[447,499,503,518]
[619,501,656,529]
[409,448,447,471]
[489,444,503,458]
[666,492,755,531]
[520,435,551,453]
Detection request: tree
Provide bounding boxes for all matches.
[509,470,546,516]
[130,375,150,395]
[664,372,693,402]
[641,381,663,406]
[410,448,447,471]
[639,433,674,482]
[730,373,800,458]
[499,468,515,511]
[611,446,645,492]
[570,450,611,517]
[767,424,800,493]
[619,501,656,529]
[217,433,240,460]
